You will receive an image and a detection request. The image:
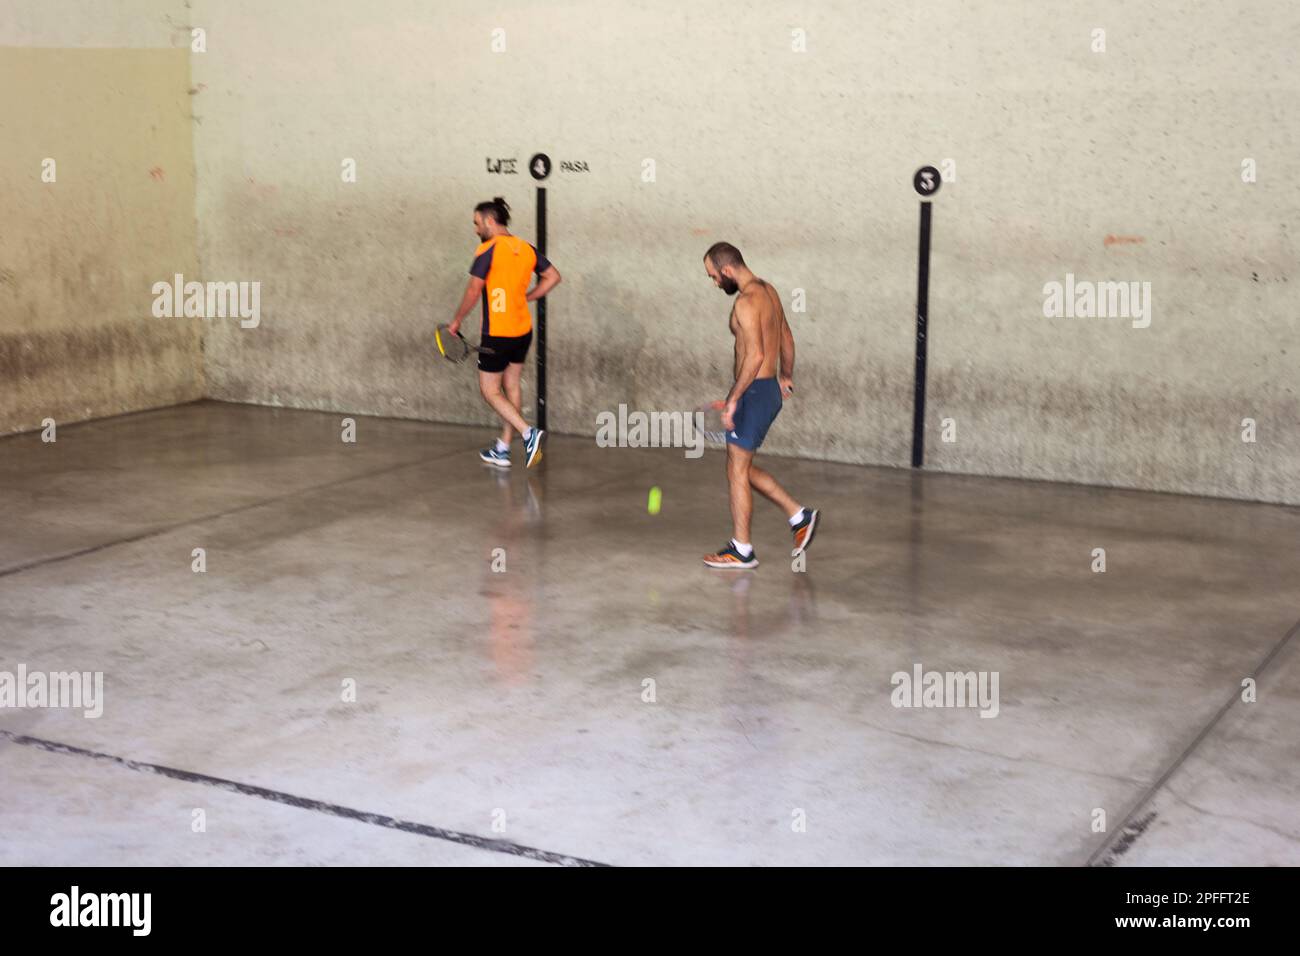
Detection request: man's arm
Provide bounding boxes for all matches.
[448,276,486,335]
[778,312,795,397]
[724,296,765,425]
[526,264,562,302]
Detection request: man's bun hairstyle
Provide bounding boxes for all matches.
[475,196,511,227]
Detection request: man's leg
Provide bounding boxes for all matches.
[726,443,755,545]
[479,369,530,435]
[703,443,760,568]
[748,461,801,517]
[500,361,526,445]
[751,459,818,555]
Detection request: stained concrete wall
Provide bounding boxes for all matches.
[0,2,202,434]
[189,1,1299,504]
[7,2,1297,504]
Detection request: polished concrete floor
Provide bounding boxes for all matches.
[1,400,1297,866]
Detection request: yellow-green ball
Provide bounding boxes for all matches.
[647,486,662,515]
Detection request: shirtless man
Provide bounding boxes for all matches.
[701,242,819,569]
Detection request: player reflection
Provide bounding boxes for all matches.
[720,569,817,641]
[481,468,543,683]
[716,571,818,763]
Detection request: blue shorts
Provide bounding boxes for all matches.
[727,377,783,452]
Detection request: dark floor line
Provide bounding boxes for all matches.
[0,444,483,580]
[0,730,610,867]
[1086,615,1300,867]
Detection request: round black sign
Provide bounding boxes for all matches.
[529,153,552,181]
[913,166,941,196]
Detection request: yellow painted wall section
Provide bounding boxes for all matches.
[0,46,201,434]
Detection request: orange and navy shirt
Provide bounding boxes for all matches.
[469,235,550,338]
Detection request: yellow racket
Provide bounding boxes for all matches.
[435,324,496,364]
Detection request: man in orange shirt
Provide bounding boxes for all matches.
[448,197,561,468]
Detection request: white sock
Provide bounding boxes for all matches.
[495,438,509,453]
[788,507,805,527]
[730,538,753,558]
[524,426,536,441]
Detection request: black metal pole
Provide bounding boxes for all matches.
[910,200,932,468]
[535,186,548,431]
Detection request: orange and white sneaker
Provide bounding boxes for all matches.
[703,542,758,569]
[791,508,820,557]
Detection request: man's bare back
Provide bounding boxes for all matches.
[729,279,785,380]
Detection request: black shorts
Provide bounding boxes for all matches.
[478,331,533,373]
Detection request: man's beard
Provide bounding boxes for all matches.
[720,276,739,296]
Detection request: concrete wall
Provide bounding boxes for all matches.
[0,2,202,434]
[189,0,1299,504]
[7,2,1297,504]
